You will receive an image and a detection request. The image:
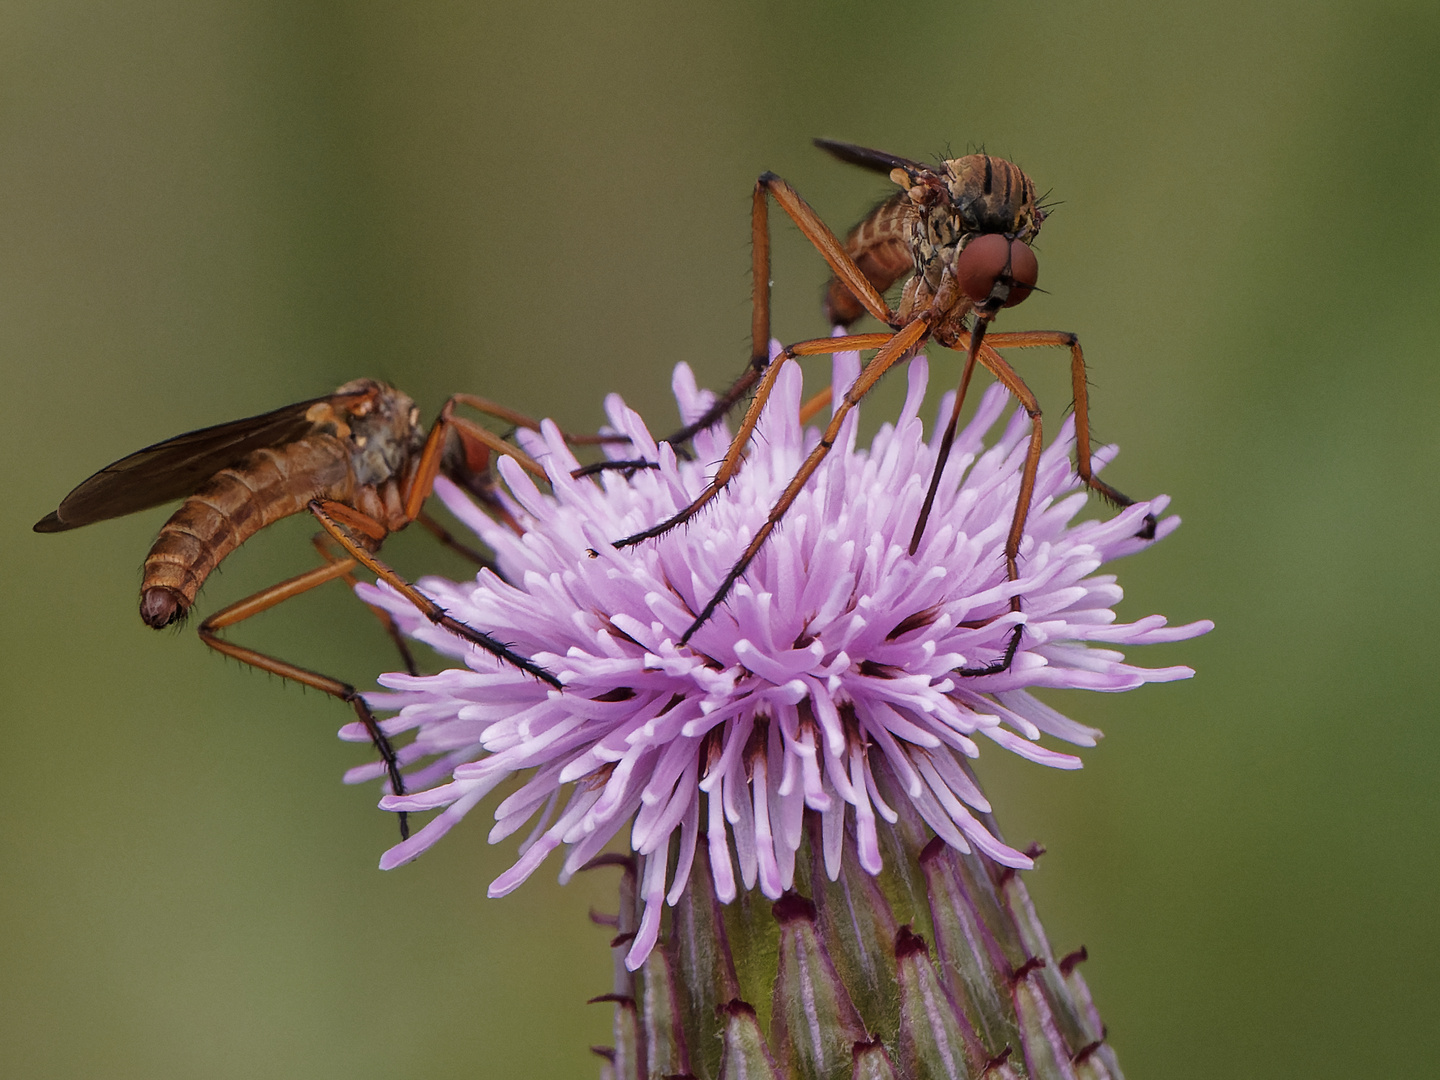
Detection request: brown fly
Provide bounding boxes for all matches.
[611,139,1155,672]
[35,379,599,836]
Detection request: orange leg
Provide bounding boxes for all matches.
[612,332,895,550]
[198,559,412,839]
[311,533,420,678]
[446,392,629,448]
[578,170,896,490]
[680,317,933,645]
[410,396,626,511]
[901,317,1044,676]
[757,171,895,324]
[404,406,549,525]
[951,330,1046,677]
[309,500,562,690]
[978,330,1156,539]
[321,403,568,691]
[911,326,1158,677]
[658,173,899,448]
[911,330,986,556]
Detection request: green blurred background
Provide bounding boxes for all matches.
[4,1,1437,1076]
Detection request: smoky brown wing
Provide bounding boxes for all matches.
[813,138,927,176]
[33,393,350,532]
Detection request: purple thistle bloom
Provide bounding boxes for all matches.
[350,346,1211,970]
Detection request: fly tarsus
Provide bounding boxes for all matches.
[570,458,662,479]
[956,623,1024,678]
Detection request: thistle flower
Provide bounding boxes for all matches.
[351,346,1209,982]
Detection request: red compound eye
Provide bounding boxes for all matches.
[956,234,1009,302]
[956,234,1039,308]
[1004,239,1038,307]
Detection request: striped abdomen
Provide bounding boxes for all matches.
[823,191,915,327]
[140,436,356,627]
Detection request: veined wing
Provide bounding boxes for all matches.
[813,138,928,176]
[34,390,369,532]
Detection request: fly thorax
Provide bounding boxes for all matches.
[943,155,1044,240]
[911,206,963,292]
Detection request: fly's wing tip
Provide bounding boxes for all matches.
[33,511,67,533]
[813,138,921,175]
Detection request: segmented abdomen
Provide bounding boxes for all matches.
[140,436,356,626]
[824,192,914,327]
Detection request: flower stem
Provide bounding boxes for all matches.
[590,759,1123,1080]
